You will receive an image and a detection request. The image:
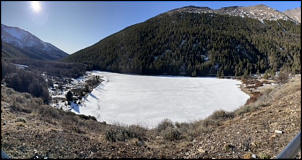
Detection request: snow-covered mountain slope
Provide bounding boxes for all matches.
[1,24,68,60]
[283,7,301,23]
[167,4,299,23]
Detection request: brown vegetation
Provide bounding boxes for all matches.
[1,75,301,159]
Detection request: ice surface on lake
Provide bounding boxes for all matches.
[77,71,250,129]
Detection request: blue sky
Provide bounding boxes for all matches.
[1,1,301,54]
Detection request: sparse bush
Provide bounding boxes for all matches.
[38,105,60,120]
[201,119,219,128]
[157,118,174,133]
[175,121,191,130]
[263,88,273,96]
[30,98,44,106]
[208,110,234,121]
[276,72,289,85]
[235,105,251,116]
[235,104,259,117]
[5,88,15,95]
[9,100,32,113]
[22,93,32,99]
[72,122,86,134]
[78,114,97,121]
[15,95,26,104]
[128,125,147,140]
[160,126,182,141]
[105,125,143,142]
[258,152,270,159]
[105,128,118,142]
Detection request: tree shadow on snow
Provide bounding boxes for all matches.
[88,93,99,100]
[71,102,80,113]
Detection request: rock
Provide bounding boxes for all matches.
[275,130,283,134]
[197,148,207,154]
[270,134,277,139]
[131,138,144,147]
[224,144,235,151]
[243,153,252,159]
[156,136,163,140]
[252,154,257,159]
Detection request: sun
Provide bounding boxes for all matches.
[31,1,41,12]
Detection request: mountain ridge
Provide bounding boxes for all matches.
[283,7,301,23]
[63,4,301,77]
[166,4,300,23]
[1,24,68,60]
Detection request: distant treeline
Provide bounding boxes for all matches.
[63,12,301,77]
[1,58,87,104]
[4,58,86,78]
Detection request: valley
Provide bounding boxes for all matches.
[1,73,300,158]
[1,2,301,159]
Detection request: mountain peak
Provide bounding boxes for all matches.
[165,4,299,23]
[283,7,301,23]
[167,5,213,14]
[1,24,69,60]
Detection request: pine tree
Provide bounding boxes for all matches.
[66,91,73,103]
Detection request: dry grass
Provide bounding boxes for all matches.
[1,75,301,158]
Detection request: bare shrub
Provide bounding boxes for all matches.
[15,95,26,104]
[235,104,259,117]
[31,98,44,106]
[27,98,43,113]
[78,114,97,121]
[38,105,60,120]
[72,122,86,134]
[160,126,182,141]
[9,99,32,113]
[202,119,219,127]
[269,78,300,101]
[22,93,32,99]
[187,119,217,136]
[175,121,193,132]
[157,118,174,133]
[5,87,15,95]
[128,125,147,140]
[254,88,274,107]
[276,72,289,85]
[263,88,273,96]
[208,110,234,121]
[105,125,144,142]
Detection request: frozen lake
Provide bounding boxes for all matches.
[75,71,250,128]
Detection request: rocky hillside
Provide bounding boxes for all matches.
[283,7,301,23]
[1,75,301,158]
[169,4,298,23]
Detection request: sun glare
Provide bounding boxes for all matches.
[31,1,41,12]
